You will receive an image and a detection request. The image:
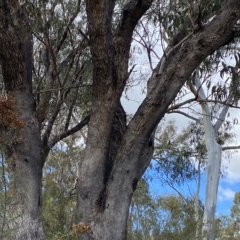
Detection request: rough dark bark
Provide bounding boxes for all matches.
[77,1,240,240]
[0,2,45,239]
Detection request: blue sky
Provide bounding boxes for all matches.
[143,164,240,217]
[121,22,240,219]
[121,83,240,218]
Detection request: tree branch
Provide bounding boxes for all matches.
[116,0,154,42]
[167,110,201,123]
[114,0,154,87]
[117,0,240,164]
[64,89,78,131]
[222,145,240,151]
[197,99,240,109]
[41,99,62,152]
[167,98,196,111]
[41,114,90,162]
[49,115,90,150]
[56,0,81,52]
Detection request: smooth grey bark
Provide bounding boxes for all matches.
[194,73,223,240]
[193,68,240,239]
[0,2,45,239]
[77,1,240,240]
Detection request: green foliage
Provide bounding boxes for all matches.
[231,192,240,219]
[214,193,240,239]
[42,138,83,240]
[128,179,159,240]
[128,179,201,240]
[153,120,198,185]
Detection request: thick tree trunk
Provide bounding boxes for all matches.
[0,2,45,239]
[5,90,45,240]
[76,1,154,239]
[76,1,240,239]
[76,102,154,240]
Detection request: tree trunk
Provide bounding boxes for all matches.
[194,73,225,240]
[5,90,45,240]
[76,1,240,239]
[76,101,154,240]
[202,142,221,240]
[0,2,45,239]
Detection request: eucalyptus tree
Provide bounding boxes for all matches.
[158,56,240,239]
[128,179,199,240]
[191,66,240,240]
[149,3,240,237]
[0,0,240,240]
[0,0,90,239]
[214,192,240,239]
[42,136,83,240]
[75,1,240,239]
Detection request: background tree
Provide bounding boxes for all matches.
[42,136,84,240]
[164,54,240,239]
[128,178,201,240]
[213,192,240,239]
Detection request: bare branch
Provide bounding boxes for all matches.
[56,0,81,52]
[41,99,62,151]
[160,33,194,74]
[222,145,240,151]
[64,90,78,131]
[49,115,90,150]
[197,99,240,108]
[36,85,91,94]
[78,28,90,43]
[134,29,154,70]
[167,98,196,111]
[167,110,201,123]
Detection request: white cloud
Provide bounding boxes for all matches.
[222,108,240,184]
[218,186,235,202]
[222,153,240,184]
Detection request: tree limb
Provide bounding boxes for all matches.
[56,0,81,52]
[167,98,196,111]
[114,0,154,87]
[222,145,240,151]
[167,110,201,123]
[64,89,78,131]
[48,114,90,151]
[116,0,154,43]
[117,0,240,163]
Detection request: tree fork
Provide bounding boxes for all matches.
[76,0,240,239]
